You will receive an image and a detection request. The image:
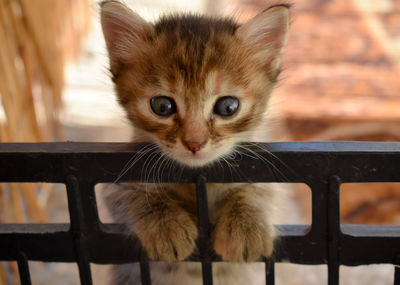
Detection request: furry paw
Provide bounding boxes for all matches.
[213,213,275,262]
[138,210,198,262]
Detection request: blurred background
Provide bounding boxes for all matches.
[0,0,399,284]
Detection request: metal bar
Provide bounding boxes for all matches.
[196,175,213,285]
[0,142,399,284]
[327,176,341,285]
[395,255,400,285]
[66,175,93,285]
[17,252,31,285]
[140,262,151,285]
[308,181,329,260]
[265,258,275,285]
[394,266,400,285]
[0,224,398,264]
[1,142,400,184]
[2,141,400,154]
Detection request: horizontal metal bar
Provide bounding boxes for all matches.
[1,141,400,154]
[0,142,399,183]
[1,224,398,265]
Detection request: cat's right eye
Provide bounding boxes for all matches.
[213,96,239,117]
[150,96,177,117]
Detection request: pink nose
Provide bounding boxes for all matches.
[182,139,207,154]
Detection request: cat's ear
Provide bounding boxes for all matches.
[236,5,290,78]
[100,1,153,68]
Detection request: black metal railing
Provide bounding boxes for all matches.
[0,141,399,285]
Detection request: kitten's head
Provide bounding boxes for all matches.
[101,1,289,167]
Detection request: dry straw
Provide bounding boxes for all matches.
[0,0,90,282]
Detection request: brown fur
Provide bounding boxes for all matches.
[101,1,290,284]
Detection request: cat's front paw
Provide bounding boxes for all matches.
[213,214,275,262]
[138,210,198,262]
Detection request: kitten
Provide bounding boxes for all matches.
[100,1,290,284]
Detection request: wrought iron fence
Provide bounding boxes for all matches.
[0,141,399,285]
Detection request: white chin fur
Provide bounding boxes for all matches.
[165,146,234,168]
[173,155,219,168]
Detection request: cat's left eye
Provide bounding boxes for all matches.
[213,96,239,117]
[150,96,177,117]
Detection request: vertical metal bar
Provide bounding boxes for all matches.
[196,175,213,285]
[17,252,31,285]
[140,262,151,285]
[308,182,329,256]
[327,176,341,285]
[66,175,93,285]
[394,266,400,285]
[265,258,275,285]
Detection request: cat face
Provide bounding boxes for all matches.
[101,1,289,167]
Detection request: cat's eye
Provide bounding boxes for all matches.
[150,96,177,117]
[213,96,239,117]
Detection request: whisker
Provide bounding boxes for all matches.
[236,144,289,182]
[150,151,165,185]
[217,158,226,179]
[143,149,162,183]
[155,153,171,190]
[220,157,234,181]
[135,146,159,181]
[156,153,167,184]
[218,149,246,182]
[245,142,299,179]
[142,149,165,200]
[151,153,169,201]
[113,144,158,184]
